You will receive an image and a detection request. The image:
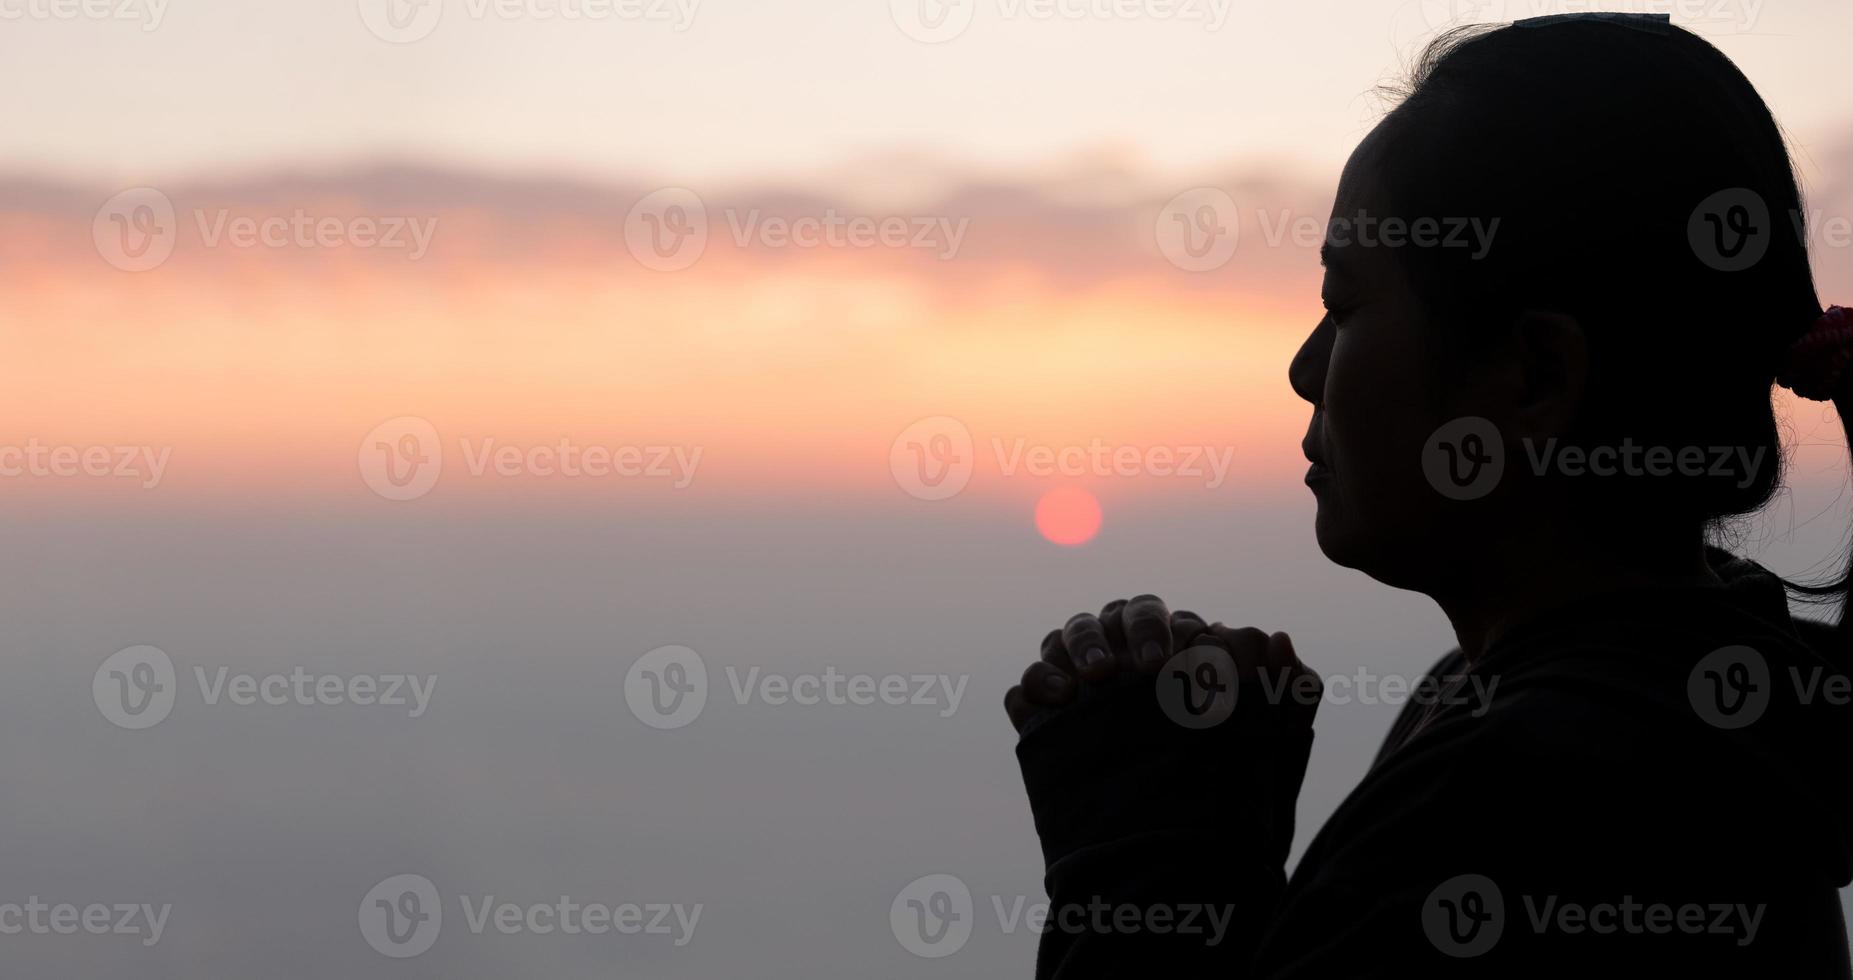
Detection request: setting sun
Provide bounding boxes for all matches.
[1034,486,1103,546]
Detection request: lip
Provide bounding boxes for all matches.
[1301,421,1326,475]
[1304,462,1332,485]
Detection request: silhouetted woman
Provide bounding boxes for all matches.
[1005,14,1853,976]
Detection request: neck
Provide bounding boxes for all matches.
[1434,522,1718,661]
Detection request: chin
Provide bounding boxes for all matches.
[1310,506,1366,570]
[1312,504,1436,591]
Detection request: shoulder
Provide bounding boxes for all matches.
[1372,647,1468,764]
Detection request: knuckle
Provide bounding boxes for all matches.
[1124,606,1171,631]
[1227,626,1270,646]
[1126,594,1168,616]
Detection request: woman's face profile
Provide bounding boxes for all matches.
[1291,123,1494,592]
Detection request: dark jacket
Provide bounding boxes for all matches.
[1016,554,1852,977]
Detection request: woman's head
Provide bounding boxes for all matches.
[1290,14,1832,603]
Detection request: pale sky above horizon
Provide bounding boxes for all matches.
[5,0,1853,190]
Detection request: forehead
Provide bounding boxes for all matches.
[1334,120,1394,223]
[1323,120,1397,278]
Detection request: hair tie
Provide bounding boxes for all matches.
[1778,306,1853,402]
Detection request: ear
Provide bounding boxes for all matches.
[1505,309,1588,440]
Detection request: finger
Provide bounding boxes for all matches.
[1206,624,1272,682]
[1120,593,1174,671]
[1171,610,1211,649]
[1097,598,1130,658]
[1039,629,1074,674]
[1019,661,1076,707]
[1268,631,1321,725]
[1004,685,1035,733]
[1261,630,1302,673]
[1206,624,1284,717]
[1062,612,1117,680]
[1216,625,1271,662]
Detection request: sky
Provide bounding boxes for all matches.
[5,0,1853,190]
[4,1,1853,975]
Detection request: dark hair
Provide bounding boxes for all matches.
[1375,16,1848,653]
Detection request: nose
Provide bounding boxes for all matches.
[1289,315,1333,406]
